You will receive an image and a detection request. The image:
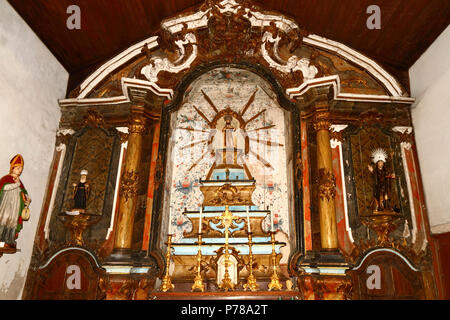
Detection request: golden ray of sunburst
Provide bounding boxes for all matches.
[192,104,212,127]
[178,127,210,133]
[240,88,258,116]
[248,150,273,169]
[247,124,276,132]
[245,109,266,126]
[249,138,284,147]
[189,149,213,171]
[201,90,219,113]
[180,139,211,150]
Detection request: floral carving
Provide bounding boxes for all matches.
[316,168,336,202]
[83,109,106,128]
[119,170,140,202]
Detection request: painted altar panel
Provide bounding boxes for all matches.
[164,67,292,243]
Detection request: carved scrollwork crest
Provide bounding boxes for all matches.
[204,2,253,56]
[211,183,244,205]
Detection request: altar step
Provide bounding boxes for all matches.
[150,279,299,300]
[150,290,299,300]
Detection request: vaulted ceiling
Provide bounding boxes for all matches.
[8,0,450,95]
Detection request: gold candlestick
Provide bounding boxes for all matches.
[243,232,259,291]
[191,233,205,292]
[160,233,175,292]
[267,231,283,291]
[218,223,234,291]
[216,206,239,291]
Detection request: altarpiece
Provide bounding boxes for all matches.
[20,0,437,300]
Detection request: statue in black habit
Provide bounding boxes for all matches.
[72,169,90,213]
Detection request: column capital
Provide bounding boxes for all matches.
[313,110,331,132]
[128,107,147,135]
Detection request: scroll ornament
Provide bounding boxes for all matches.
[141,33,197,83]
[261,31,318,80]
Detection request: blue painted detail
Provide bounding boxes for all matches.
[210,220,225,233]
[186,211,268,218]
[229,220,245,233]
[210,168,246,180]
[203,205,260,212]
[172,243,283,256]
[177,237,272,244]
[208,219,245,234]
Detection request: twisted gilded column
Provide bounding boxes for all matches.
[313,109,338,250]
[112,107,146,258]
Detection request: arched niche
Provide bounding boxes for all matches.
[149,63,303,265]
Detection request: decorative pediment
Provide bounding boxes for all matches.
[61,0,413,109]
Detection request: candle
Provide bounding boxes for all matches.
[199,205,203,233]
[270,205,274,232]
[246,206,251,233]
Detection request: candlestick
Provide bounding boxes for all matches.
[191,232,205,292]
[246,206,251,233]
[160,234,175,292]
[267,231,283,291]
[217,206,238,291]
[243,232,259,291]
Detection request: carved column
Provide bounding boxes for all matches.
[112,106,147,258]
[313,108,338,250]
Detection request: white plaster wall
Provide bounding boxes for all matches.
[410,25,450,234]
[0,1,68,299]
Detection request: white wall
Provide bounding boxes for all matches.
[410,25,450,234]
[0,1,68,299]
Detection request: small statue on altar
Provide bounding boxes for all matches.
[0,154,31,249]
[71,170,90,213]
[367,148,396,212]
[222,115,236,149]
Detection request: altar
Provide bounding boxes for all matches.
[165,162,287,291]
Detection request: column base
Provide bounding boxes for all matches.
[103,249,160,274]
[296,249,351,299]
[297,273,352,300]
[104,248,134,265]
[299,249,348,268]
